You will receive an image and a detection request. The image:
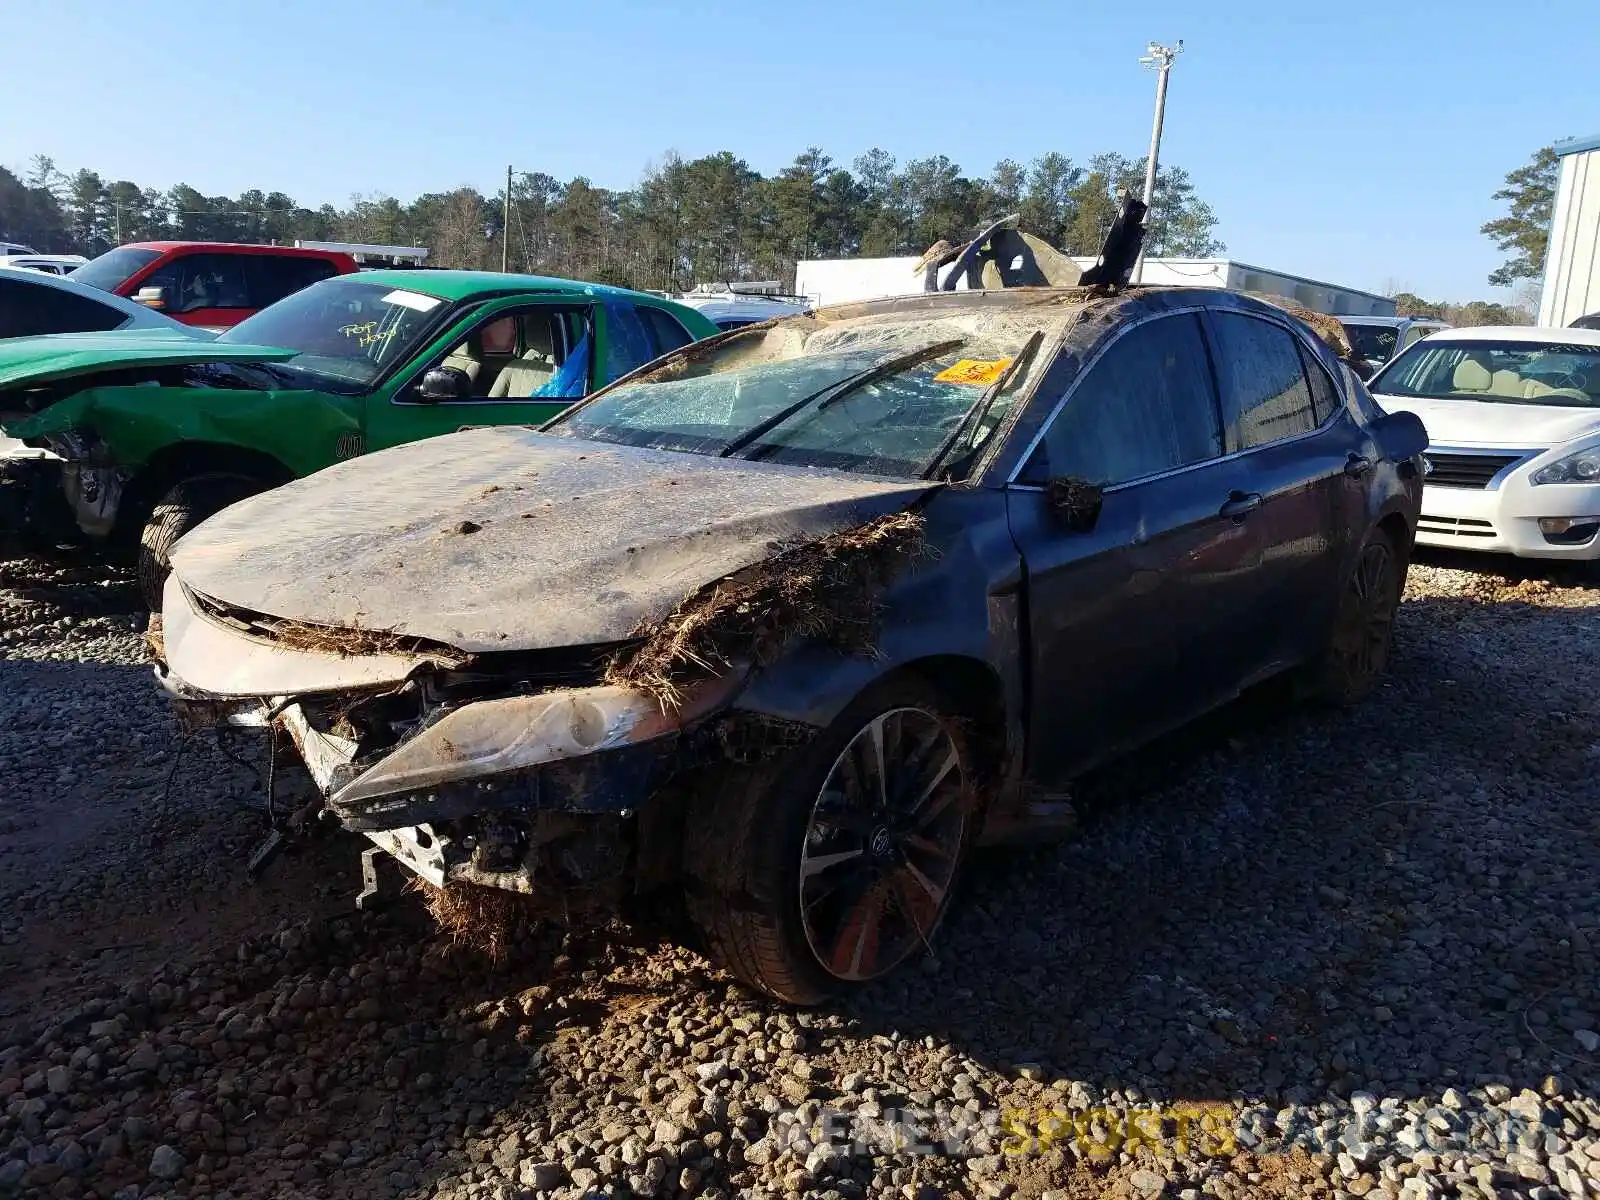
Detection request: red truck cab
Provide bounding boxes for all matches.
[69,242,359,330]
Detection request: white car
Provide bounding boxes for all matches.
[1370,325,1600,561]
[667,292,811,331]
[0,267,211,340]
[0,254,88,275]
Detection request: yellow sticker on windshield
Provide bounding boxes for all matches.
[935,357,1013,385]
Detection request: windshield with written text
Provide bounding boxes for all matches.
[216,278,447,393]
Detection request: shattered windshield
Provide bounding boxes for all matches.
[1341,322,1399,364]
[1375,340,1600,407]
[546,311,1051,478]
[216,279,448,393]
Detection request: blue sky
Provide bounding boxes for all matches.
[3,0,1595,302]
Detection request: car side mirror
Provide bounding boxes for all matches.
[1370,409,1428,463]
[1045,476,1104,532]
[132,285,167,310]
[418,366,471,403]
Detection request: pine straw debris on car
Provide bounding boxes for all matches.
[248,615,471,666]
[409,877,543,964]
[606,509,931,711]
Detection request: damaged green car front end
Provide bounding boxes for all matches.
[0,335,352,549]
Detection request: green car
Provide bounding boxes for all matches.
[0,270,719,605]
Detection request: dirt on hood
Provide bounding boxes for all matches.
[606,509,931,710]
[166,427,934,655]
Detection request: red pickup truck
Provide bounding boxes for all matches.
[69,242,359,330]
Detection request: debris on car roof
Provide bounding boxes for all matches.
[918,195,1149,294]
[911,206,1369,377]
[1244,293,1362,365]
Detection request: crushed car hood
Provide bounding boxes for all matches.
[0,333,295,393]
[169,426,935,654]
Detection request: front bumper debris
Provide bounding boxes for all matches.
[0,431,125,543]
[0,455,78,545]
[162,669,742,910]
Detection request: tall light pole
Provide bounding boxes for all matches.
[501,164,513,272]
[1133,39,1182,284]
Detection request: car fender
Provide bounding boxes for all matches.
[727,490,1028,820]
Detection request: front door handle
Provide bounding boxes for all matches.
[1219,491,1263,521]
[1344,453,1374,477]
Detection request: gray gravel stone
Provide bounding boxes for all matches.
[0,552,1597,1200]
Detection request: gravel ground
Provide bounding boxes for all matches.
[1,547,1598,1200]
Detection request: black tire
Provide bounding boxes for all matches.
[137,476,264,611]
[684,678,978,1005]
[1303,524,1406,706]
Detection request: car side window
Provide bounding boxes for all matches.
[602,301,658,385]
[0,278,125,336]
[639,306,694,355]
[1296,341,1342,425]
[422,305,595,401]
[1208,312,1319,451]
[602,302,695,386]
[152,253,250,314]
[248,256,339,308]
[1019,313,1223,487]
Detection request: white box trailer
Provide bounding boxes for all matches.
[1538,133,1600,328]
[794,254,1395,317]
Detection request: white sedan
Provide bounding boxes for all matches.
[1370,325,1600,561]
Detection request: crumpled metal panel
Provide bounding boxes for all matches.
[169,426,933,654]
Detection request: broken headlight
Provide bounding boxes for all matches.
[331,685,682,808]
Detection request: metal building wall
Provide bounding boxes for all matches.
[1539,137,1600,327]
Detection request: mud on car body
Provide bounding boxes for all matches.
[0,271,716,605]
[152,231,1429,1004]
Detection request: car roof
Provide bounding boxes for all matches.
[1413,324,1600,347]
[799,283,1246,330]
[1339,315,1448,328]
[673,296,811,322]
[0,266,200,332]
[330,269,707,308]
[117,241,353,258]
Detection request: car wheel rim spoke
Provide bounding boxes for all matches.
[1333,541,1396,682]
[800,706,968,983]
[829,880,889,976]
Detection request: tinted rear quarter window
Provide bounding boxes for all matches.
[1022,312,1223,487]
[1209,312,1318,451]
[0,278,125,337]
[247,255,341,308]
[640,306,694,355]
[1297,342,1342,425]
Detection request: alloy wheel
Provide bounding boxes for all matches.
[797,706,968,982]
[1332,538,1398,684]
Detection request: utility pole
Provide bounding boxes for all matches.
[1133,39,1182,284]
[501,165,512,272]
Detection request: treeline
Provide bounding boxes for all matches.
[1391,292,1533,327]
[1,148,1222,291]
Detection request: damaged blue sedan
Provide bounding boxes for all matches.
[153,217,1427,1003]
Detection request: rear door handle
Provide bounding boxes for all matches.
[1219,491,1263,521]
[1344,453,1374,477]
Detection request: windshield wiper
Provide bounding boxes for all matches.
[719,338,965,460]
[923,330,1045,480]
